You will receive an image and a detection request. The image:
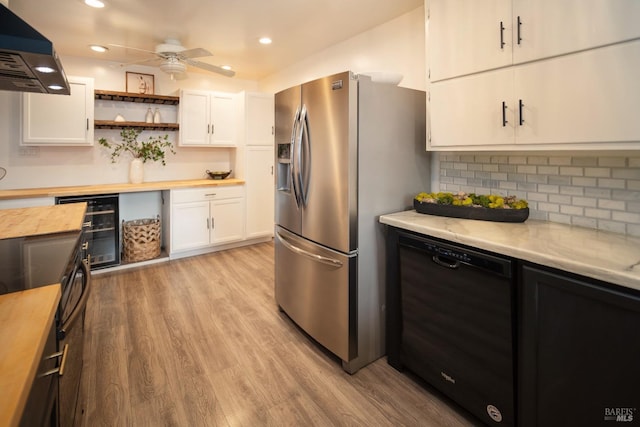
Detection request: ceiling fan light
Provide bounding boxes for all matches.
[159,59,186,77]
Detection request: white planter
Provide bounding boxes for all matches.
[129,158,144,184]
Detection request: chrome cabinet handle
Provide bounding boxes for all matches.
[276,230,343,268]
[207,218,210,229]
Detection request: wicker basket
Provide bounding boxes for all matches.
[122,216,161,262]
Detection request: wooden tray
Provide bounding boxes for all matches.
[414,199,529,223]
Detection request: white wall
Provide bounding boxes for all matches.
[0,58,258,190]
[259,6,426,93]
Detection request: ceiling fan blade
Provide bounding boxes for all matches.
[117,57,161,68]
[177,47,212,59]
[108,43,158,55]
[183,58,235,77]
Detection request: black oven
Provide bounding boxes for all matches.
[0,226,90,427]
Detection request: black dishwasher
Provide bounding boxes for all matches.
[387,229,516,426]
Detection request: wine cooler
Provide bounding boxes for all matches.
[56,194,120,269]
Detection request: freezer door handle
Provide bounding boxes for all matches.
[276,230,343,268]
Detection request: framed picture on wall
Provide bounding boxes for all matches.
[126,72,154,95]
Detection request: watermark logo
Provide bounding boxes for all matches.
[604,407,636,422]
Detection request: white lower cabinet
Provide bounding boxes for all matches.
[170,186,244,253]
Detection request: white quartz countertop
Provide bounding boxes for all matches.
[379,210,640,292]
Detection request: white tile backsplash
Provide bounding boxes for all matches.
[437,153,640,237]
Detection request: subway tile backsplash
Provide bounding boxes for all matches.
[437,153,640,237]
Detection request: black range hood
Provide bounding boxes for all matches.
[0,4,70,95]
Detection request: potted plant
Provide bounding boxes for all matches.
[98,128,176,183]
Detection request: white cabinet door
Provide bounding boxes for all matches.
[179,90,210,146]
[513,0,640,64]
[430,41,640,150]
[429,68,514,148]
[171,201,210,252]
[515,40,640,146]
[245,93,274,146]
[210,93,236,146]
[245,146,274,239]
[179,90,237,147]
[429,0,640,81]
[22,76,94,146]
[429,0,512,82]
[211,198,244,244]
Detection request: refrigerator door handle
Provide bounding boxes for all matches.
[290,106,302,207]
[294,105,307,207]
[299,104,311,205]
[276,230,343,268]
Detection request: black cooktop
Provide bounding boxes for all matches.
[0,232,80,296]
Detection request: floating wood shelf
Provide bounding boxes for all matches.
[94,120,179,131]
[94,90,180,105]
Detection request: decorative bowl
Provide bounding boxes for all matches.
[206,170,232,180]
[414,199,529,223]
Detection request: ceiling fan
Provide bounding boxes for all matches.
[110,38,235,79]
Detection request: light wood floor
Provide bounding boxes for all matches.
[78,242,476,426]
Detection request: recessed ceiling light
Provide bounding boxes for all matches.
[259,37,272,45]
[90,45,108,53]
[221,65,232,71]
[84,0,105,8]
[35,66,56,73]
[48,85,64,91]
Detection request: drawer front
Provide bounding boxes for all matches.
[172,186,244,203]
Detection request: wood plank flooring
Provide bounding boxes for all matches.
[78,242,476,426]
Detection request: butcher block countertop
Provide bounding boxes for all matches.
[0,178,245,200]
[0,203,87,239]
[380,210,640,292]
[0,285,60,427]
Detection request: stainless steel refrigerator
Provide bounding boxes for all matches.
[274,71,429,373]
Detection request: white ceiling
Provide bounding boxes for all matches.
[9,0,423,81]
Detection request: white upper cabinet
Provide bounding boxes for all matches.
[514,41,640,147]
[22,76,94,146]
[428,0,640,82]
[429,0,512,82]
[512,0,640,65]
[244,92,274,146]
[429,68,514,148]
[179,90,237,147]
[429,40,640,150]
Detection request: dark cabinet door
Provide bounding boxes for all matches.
[520,265,640,427]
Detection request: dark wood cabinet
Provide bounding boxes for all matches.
[519,264,640,427]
